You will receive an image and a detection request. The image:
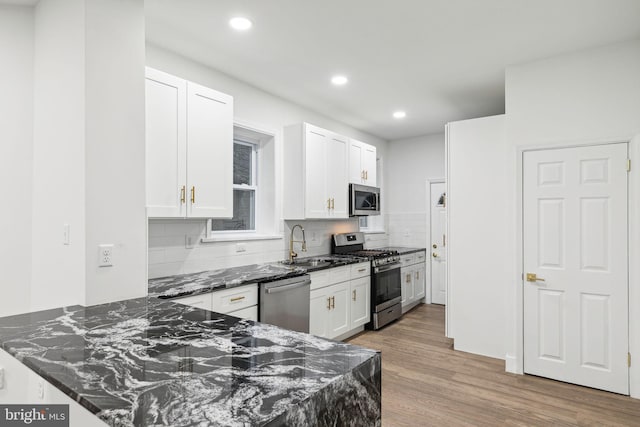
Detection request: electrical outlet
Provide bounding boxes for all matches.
[37,378,44,399]
[98,244,114,267]
[63,224,70,245]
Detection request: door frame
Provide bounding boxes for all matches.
[426,179,447,312]
[513,137,640,398]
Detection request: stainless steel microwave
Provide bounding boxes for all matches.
[349,184,381,216]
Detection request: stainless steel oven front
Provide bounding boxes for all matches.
[370,261,402,329]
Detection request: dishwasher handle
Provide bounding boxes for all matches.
[265,279,311,294]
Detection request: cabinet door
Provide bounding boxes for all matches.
[310,287,331,337]
[414,263,426,301]
[349,139,364,184]
[186,82,233,218]
[362,144,377,186]
[401,267,415,307]
[145,68,187,217]
[228,305,258,321]
[350,277,370,328]
[327,134,349,218]
[305,126,329,218]
[329,281,350,338]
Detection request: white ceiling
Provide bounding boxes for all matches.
[145,0,640,141]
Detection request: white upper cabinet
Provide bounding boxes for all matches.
[145,68,233,218]
[348,139,377,186]
[186,82,233,218]
[145,69,187,217]
[284,123,349,219]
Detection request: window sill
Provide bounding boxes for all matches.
[202,233,284,243]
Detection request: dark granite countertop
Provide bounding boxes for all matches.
[381,246,427,255]
[0,297,381,426]
[148,257,366,300]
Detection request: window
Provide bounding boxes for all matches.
[205,122,280,242]
[211,140,258,232]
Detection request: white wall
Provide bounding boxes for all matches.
[8,0,148,313]
[31,0,87,311]
[447,114,508,360]
[504,39,640,379]
[0,5,33,317]
[386,133,445,248]
[84,0,147,305]
[145,44,389,278]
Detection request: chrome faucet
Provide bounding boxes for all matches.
[289,224,307,263]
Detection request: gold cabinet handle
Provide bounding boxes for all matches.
[330,296,335,309]
[327,297,331,309]
[526,273,546,282]
[180,186,186,204]
[416,271,420,280]
[406,274,411,283]
[365,170,368,180]
[230,296,245,302]
[358,268,366,273]
[352,290,356,301]
[331,198,335,210]
[191,186,196,204]
[361,170,365,180]
[327,198,331,209]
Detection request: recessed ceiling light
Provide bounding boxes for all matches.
[331,75,348,86]
[229,17,252,31]
[393,111,407,119]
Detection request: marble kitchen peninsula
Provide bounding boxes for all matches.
[0,297,381,426]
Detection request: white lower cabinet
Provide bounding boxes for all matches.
[172,284,258,321]
[309,262,371,340]
[401,250,427,309]
[350,276,371,328]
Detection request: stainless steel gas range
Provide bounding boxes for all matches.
[332,232,402,330]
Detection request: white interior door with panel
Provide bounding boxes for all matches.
[145,68,187,217]
[523,143,629,395]
[431,181,447,305]
[186,82,233,218]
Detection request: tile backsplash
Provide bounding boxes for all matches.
[148,218,389,279]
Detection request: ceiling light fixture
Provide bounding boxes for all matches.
[393,111,407,119]
[229,17,252,31]
[331,75,348,86]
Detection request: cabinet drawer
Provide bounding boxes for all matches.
[228,305,258,321]
[400,253,416,267]
[310,270,330,290]
[350,262,371,279]
[310,265,350,291]
[172,292,212,310]
[330,265,351,284]
[415,251,427,263]
[212,284,258,314]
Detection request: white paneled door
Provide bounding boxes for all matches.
[523,143,629,394]
[431,182,447,305]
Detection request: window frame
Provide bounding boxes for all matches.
[210,138,259,234]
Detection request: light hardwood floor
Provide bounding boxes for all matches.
[347,304,640,426]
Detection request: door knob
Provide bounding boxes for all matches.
[432,252,438,258]
[526,273,545,282]
[432,244,437,249]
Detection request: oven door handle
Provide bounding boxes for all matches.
[374,262,401,274]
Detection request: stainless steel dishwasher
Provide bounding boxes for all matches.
[259,274,311,333]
